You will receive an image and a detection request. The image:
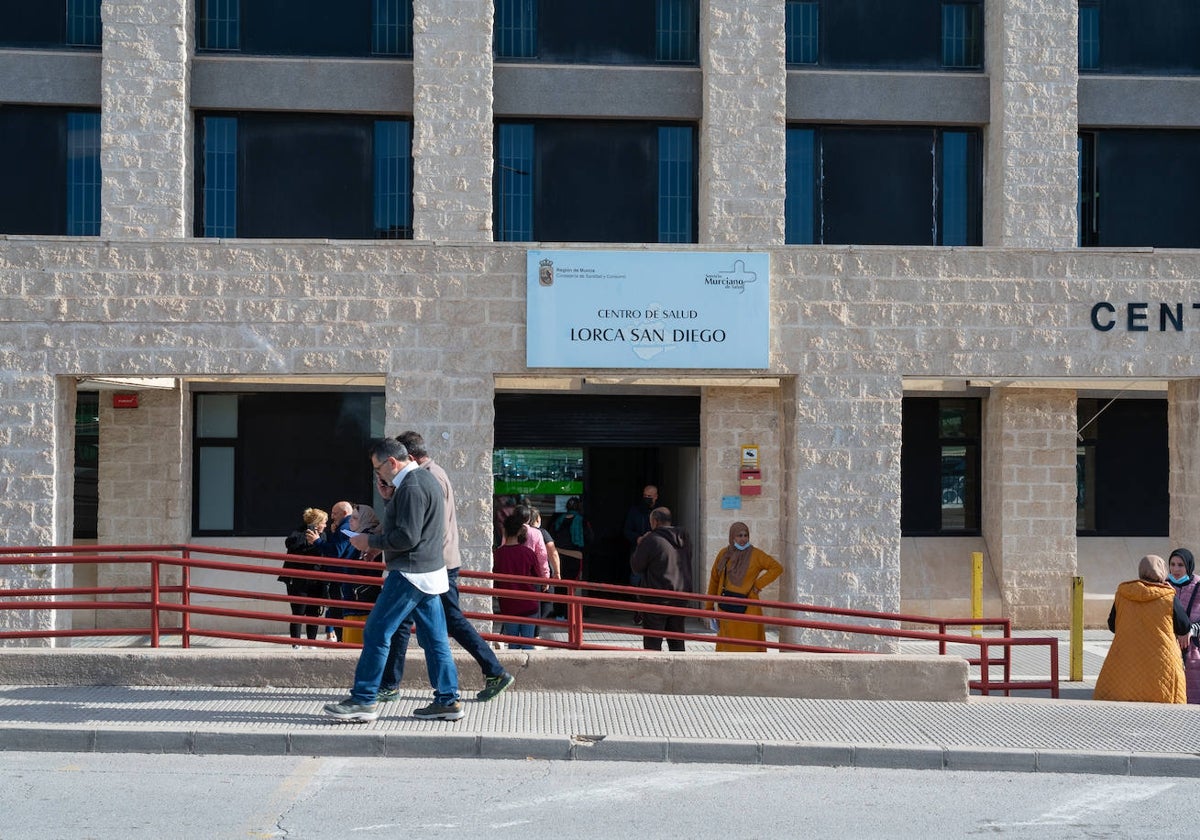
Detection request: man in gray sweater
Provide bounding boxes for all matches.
[324,438,462,722]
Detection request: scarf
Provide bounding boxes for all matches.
[718,521,753,588]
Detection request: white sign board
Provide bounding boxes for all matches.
[527,250,770,369]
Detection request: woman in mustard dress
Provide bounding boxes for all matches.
[706,522,783,652]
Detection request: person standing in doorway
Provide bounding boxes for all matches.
[374,431,517,703]
[629,506,694,651]
[323,438,462,722]
[623,484,660,625]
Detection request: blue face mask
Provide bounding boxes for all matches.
[1170,574,1190,585]
[733,542,749,551]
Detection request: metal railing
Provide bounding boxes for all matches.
[0,544,1059,697]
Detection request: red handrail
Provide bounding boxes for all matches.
[0,544,1059,696]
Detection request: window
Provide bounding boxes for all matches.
[785,0,982,70]
[74,391,99,540]
[195,113,413,240]
[1077,399,1167,536]
[193,392,384,536]
[0,0,101,48]
[901,398,981,536]
[1077,130,1200,248]
[494,0,698,65]
[1077,0,1200,75]
[494,120,697,244]
[0,106,101,236]
[196,0,413,57]
[1078,0,1099,71]
[786,126,982,246]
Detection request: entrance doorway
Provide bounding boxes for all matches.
[493,392,701,586]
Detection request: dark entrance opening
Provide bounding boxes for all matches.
[493,393,700,586]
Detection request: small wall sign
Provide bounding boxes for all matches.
[112,393,139,409]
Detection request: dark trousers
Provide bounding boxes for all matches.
[381,567,506,689]
[285,581,322,640]
[641,611,685,651]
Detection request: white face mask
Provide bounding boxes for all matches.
[733,541,749,551]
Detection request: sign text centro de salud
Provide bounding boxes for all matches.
[527,250,771,369]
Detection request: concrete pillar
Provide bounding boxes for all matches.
[983,0,1078,247]
[99,0,192,239]
[1169,380,1200,552]
[411,0,494,242]
[699,386,784,597]
[699,0,786,245]
[982,388,1077,626]
[780,375,903,652]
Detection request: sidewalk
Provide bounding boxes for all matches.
[5,626,1200,776]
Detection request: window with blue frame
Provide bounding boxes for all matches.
[196,0,413,57]
[0,0,101,48]
[785,0,982,70]
[0,106,101,235]
[493,120,697,244]
[1077,129,1200,248]
[1077,0,1200,75]
[1078,0,1099,71]
[786,126,981,246]
[195,113,413,240]
[494,0,698,65]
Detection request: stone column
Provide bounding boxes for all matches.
[100,0,193,239]
[982,388,1077,626]
[983,0,1078,247]
[1169,380,1200,552]
[781,374,904,652]
[411,0,494,242]
[699,0,786,245]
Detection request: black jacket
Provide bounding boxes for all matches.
[630,525,694,604]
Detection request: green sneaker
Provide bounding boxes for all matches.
[376,686,400,702]
[323,698,379,723]
[476,672,515,702]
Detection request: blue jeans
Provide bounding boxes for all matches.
[501,620,536,649]
[381,567,506,689]
[350,571,459,707]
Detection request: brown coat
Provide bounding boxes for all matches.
[1094,579,1186,704]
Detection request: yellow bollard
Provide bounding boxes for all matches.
[1070,576,1083,682]
[971,551,983,637]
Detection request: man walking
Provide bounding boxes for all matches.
[323,438,463,722]
[376,430,516,703]
[629,506,694,651]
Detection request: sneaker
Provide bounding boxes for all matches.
[412,701,465,721]
[323,698,379,722]
[476,673,515,702]
[376,686,400,702]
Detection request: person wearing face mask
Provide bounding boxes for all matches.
[706,521,783,652]
[1167,547,1200,703]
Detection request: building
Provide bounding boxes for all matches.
[3,0,1199,644]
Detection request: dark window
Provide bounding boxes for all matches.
[786,126,982,246]
[196,0,413,57]
[494,0,698,65]
[195,113,412,240]
[785,0,982,70]
[1079,130,1200,248]
[494,120,697,244]
[193,392,383,537]
[0,106,100,236]
[73,391,99,540]
[901,398,981,536]
[1078,0,1200,75]
[0,0,101,48]
[1077,399,1168,537]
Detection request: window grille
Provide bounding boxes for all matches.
[657,126,693,243]
[372,0,413,57]
[785,1,819,65]
[655,0,698,64]
[66,0,101,47]
[1078,2,1099,70]
[495,0,537,59]
[199,0,240,51]
[66,112,100,236]
[495,123,534,241]
[373,120,413,239]
[941,2,982,69]
[201,117,238,238]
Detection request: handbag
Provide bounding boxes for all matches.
[718,588,749,614]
